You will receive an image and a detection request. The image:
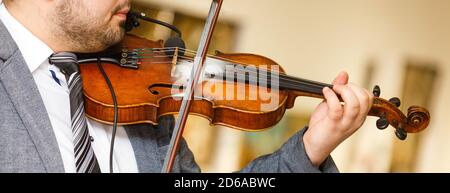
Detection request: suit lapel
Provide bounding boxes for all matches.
[0,22,64,172]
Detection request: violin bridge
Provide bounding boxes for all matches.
[172,47,179,66]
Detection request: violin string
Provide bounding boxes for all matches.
[211,70,326,95]
[212,63,328,89]
[123,47,331,93]
[131,47,196,53]
[132,60,328,94]
[128,55,331,91]
[124,62,329,95]
[126,49,329,86]
[129,55,194,61]
[129,60,326,94]
[132,55,327,90]
[219,68,328,94]
[128,47,331,87]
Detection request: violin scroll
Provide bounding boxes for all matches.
[406,106,431,132]
[369,85,430,140]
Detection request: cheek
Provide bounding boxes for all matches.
[81,0,115,23]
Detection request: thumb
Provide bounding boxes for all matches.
[332,71,349,85]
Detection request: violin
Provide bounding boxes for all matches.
[76,0,430,172]
[79,34,430,134]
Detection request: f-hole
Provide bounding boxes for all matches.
[148,83,185,95]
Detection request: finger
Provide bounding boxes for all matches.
[348,84,371,125]
[333,85,360,125]
[332,71,349,85]
[322,87,343,121]
[348,83,371,114]
[363,88,374,112]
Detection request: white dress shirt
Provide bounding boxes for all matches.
[0,4,138,173]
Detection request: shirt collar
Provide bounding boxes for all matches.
[0,3,54,73]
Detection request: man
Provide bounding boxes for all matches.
[0,0,373,173]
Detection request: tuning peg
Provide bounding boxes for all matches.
[376,117,389,130]
[373,85,381,97]
[395,128,407,140]
[389,97,401,107]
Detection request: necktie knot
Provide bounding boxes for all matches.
[49,52,79,77]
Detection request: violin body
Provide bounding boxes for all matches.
[81,35,293,130]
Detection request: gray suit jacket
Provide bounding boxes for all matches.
[0,20,338,173]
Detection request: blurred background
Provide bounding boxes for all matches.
[131,0,448,172]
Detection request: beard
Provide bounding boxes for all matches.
[50,0,126,53]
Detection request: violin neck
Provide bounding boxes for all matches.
[207,65,333,99]
[278,74,332,98]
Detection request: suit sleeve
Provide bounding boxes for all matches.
[163,114,338,173]
[237,127,339,173]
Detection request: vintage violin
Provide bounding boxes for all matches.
[76,0,430,172]
[78,35,430,134]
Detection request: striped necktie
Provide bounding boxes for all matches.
[49,52,101,173]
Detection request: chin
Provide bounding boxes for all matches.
[74,25,125,53]
[97,30,125,51]
[108,25,126,43]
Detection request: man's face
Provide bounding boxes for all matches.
[50,0,130,52]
